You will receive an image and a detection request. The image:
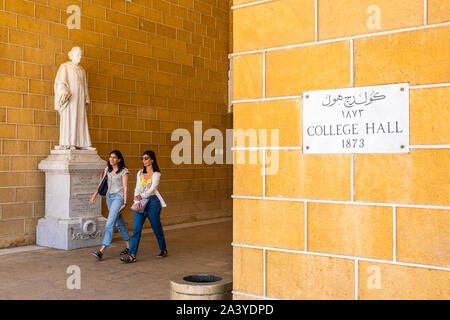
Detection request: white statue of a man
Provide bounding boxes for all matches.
[54,46,93,149]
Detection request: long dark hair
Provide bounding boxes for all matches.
[107,150,126,173]
[142,150,160,173]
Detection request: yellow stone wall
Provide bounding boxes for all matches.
[232,0,449,299]
[0,0,232,248]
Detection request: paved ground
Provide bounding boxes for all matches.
[0,220,232,300]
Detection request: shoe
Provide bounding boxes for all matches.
[120,248,129,256]
[92,250,103,260]
[156,249,168,258]
[120,254,136,263]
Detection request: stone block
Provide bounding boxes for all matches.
[308,203,393,259]
[266,251,355,299]
[397,207,450,266]
[354,149,450,205]
[358,261,450,299]
[233,0,315,52]
[266,41,351,97]
[233,246,264,295]
[36,149,108,250]
[354,26,450,86]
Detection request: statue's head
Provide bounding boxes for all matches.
[68,46,83,65]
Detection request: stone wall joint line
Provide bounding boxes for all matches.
[232,290,278,300]
[231,0,273,10]
[232,195,450,210]
[230,21,450,57]
[232,242,450,272]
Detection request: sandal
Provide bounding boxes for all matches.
[120,248,129,256]
[121,254,136,263]
[92,250,103,260]
[156,249,168,258]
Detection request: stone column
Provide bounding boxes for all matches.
[36,149,107,250]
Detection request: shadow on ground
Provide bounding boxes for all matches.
[0,221,232,300]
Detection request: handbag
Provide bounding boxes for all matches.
[98,170,108,196]
[131,198,150,214]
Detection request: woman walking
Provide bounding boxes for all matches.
[90,150,131,260]
[121,150,167,263]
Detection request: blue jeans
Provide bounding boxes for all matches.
[102,193,130,247]
[129,195,166,256]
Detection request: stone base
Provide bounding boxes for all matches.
[36,216,106,250]
[170,273,232,300]
[37,148,107,250]
[170,290,232,300]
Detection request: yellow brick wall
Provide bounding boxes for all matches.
[232,0,449,299]
[0,0,232,248]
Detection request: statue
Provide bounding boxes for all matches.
[37,47,106,250]
[54,46,93,150]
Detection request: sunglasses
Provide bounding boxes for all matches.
[141,156,151,161]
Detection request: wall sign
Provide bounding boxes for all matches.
[302,83,409,154]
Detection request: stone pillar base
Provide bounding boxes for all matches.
[37,148,107,250]
[36,216,107,250]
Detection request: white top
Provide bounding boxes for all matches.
[133,170,166,207]
[105,167,129,199]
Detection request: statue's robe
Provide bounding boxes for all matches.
[54,62,91,148]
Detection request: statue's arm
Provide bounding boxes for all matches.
[84,70,90,106]
[54,65,71,111]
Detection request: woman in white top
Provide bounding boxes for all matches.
[90,150,131,260]
[121,150,167,263]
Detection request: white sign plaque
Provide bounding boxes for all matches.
[303,83,409,154]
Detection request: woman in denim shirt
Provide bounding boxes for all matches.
[90,150,131,260]
[121,150,167,263]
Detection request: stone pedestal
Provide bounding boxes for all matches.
[170,274,232,300]
[36,149,107,250]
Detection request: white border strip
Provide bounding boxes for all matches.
[411,83,450,89]
[232,94,302,104]
[350,39,354,87]
[232,290,278,300]
[355,260,359,300]
[393,206,397,262]
[231,83,450,104]
[230,21,450,57]
[424,0,428,25]
[262,149,266,198]
[410,144,450,149]
[233,195,263,200]
[304,201,308,251]
[232,194,450,210]
[262,52,266,98]
[231,145,449,151]
[232,146,302,151]
[232,242,450,271]
[263,248,267,296]
[231,0,272,10]
[351,154,354,202]
[315,0,318,41]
